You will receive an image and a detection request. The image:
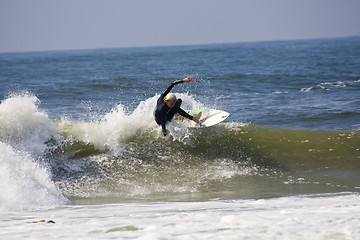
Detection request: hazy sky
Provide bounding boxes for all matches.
[1,0,359,52]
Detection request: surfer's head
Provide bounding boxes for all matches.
[164,93,176,108]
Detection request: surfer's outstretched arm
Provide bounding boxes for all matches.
[160,76,194,99]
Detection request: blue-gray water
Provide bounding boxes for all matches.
[2,37,360,129]
[0,37,359,208]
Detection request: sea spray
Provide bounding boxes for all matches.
[0,93,58,155]
[57,92,206,154]
[57,103,149,155]
[0,142,67,211]
[0,93,67,211]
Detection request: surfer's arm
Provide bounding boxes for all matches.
[159,76,194,99]
[177,108,194,121]
[177,108,202,123]
[160,80,183,100]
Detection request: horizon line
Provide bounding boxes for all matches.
[1,35,359,54]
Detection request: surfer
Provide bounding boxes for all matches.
[154,76,202,136]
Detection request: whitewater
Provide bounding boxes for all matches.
[1,37,360,239]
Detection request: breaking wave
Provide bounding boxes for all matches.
[1,92,359,209]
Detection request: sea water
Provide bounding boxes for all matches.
[0,37,359,239]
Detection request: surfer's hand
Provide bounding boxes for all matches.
[162,128,167,136]
[193,112,202,123]
[183,76,194,83]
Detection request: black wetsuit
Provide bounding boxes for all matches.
[154,80,194,136]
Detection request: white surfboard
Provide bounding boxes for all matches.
[177,109,230,128]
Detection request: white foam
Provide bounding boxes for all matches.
[301,80,356,93]
[300,87,313,92]
[0,93,66,211]
[0,142,66,212]
[321,81,347,88]
[0,93,57,155]
[59,99,158,154]
[58,93,206,152]
[1,193,358,239]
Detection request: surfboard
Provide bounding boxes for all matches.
[177,109,230,127]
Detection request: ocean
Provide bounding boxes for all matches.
[0,37,359,239]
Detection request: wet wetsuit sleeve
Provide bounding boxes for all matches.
[177,107,194,121]
[160,80,183,100]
